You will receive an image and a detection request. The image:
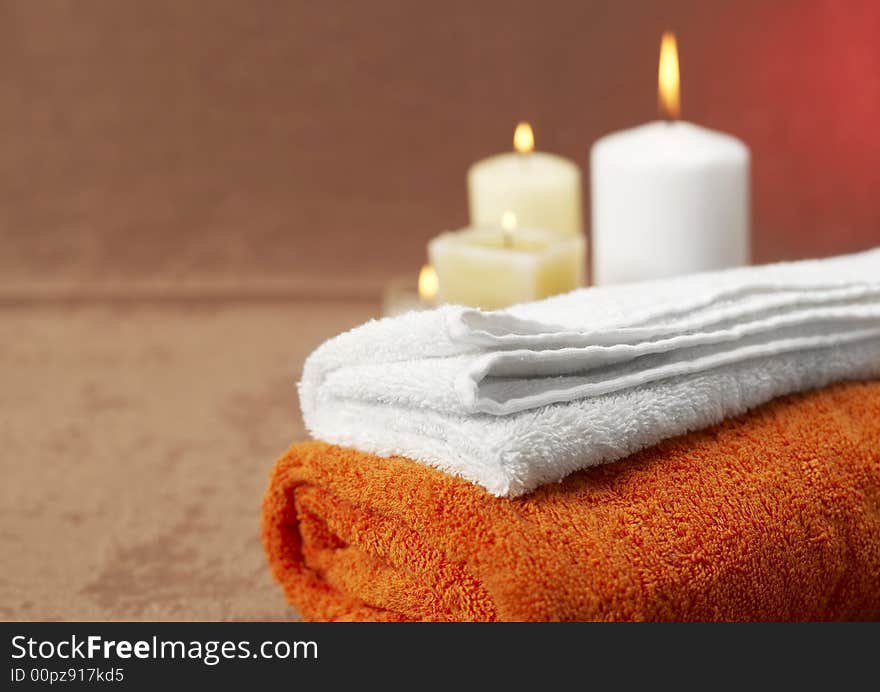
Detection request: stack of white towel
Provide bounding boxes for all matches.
[300,248,880,496]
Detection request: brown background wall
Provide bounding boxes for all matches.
[1,0,879,294]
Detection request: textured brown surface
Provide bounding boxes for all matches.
[264,384,880,621]
[0,298,375,620]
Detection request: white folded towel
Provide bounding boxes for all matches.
[299,247,880,497]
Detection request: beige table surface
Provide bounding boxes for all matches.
[0,297,376,621]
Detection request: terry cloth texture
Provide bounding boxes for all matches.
[264,380,880,621]
[300,248,880,496]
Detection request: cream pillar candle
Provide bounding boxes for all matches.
[468,123,584,236]
[428,214,585,310]
[591,32,750,285]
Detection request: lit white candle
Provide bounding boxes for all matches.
[468,123,584,236]
[591,32,750,285]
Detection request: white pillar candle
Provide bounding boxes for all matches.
[468,123,584,236]
[428,215,585,310]
[591,32,750,285]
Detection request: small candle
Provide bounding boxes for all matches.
[591,31,750,285]
[428,215,585,310]
[381,265,439,317]
[468,122,584,236]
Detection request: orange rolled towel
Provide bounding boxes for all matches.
[262,381,880,621]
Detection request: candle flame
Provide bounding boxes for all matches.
[418,264,439,301]
[513,122,534,154]
[501,210,517,249]
[658,31,681,120]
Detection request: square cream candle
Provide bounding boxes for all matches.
[428,226,585,310]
